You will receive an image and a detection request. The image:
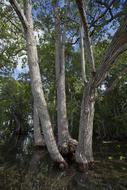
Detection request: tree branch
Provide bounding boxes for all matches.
[90,0,115,28]
[90,11,124,36]
[75,0,96,73]
[9,0,29,30]
[94,19,127,87]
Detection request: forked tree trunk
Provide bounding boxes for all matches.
[76,0,127,172]
[75,81,95,169]
[55,1,77,153]
[75,0,95,169]
[25,7,66,164]
[9,0,66,166]
[33,103,45,146]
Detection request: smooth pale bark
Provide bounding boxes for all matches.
[55,12,70,147]
[75,81,95,166]
[75,0,96,167]
[94,22,127,87]
[25,3,66,164]
[55,2,77,152]
[27,37,65,162]
[10,0,66,165]
[33,103,45,146]
[80,24,87,83]
[76,0,96,73]
[75,0,127,169]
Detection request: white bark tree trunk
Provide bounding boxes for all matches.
[55,1,77,153]
[75,81,95,169]
[25,4,66,164]
[55,15,70,147]
[28,52,65,163]
[76,0,127,171]
[80,24,87,83]
[10,0,67,166]
[33,103,45,146]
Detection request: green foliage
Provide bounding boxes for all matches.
[94,83,127,140]
[1,0,127,142]
[0,76,32,140]
[0,3,25,75]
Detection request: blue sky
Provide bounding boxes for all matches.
[3,0,126,79]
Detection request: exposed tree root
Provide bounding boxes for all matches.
[54,160,68,170]
[59,143,69,155]
[59,138,78,155]
[68,138,78,153]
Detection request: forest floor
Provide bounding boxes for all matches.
[0,139,127,190]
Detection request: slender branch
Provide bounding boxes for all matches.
[4,13,22,32]
[96,0,115,8]
[9,0,29,30]
[90,0,115,28]
[70,37,80,45]
[76,0,96,73]
[94,19,127,87]
[100,11,124,26]
[90,11,124,36]
[12,48,26,56]
[68,28,79,44]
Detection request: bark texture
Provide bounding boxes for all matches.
[10,0,66,165]
[75,0,96,169]
[55,1,77,153]
[94,21,127,87]
[76,0,127,170]
[33,103,45,146]
[55,10,69,147]
[75,81,95,166]
[76,0,96,73]
[80,24,87,83]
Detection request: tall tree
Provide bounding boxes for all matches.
[9,0,67,166]
[54,0,77,153]
[75,0,127,170]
